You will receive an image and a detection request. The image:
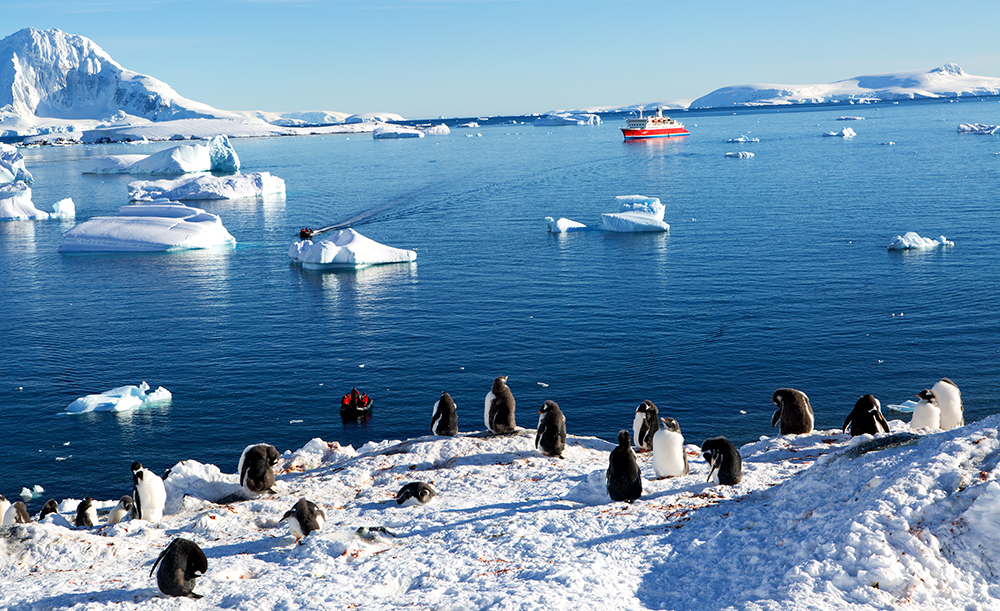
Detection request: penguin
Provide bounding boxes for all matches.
[39,499,59,520]
[484,375,516,434]
[0,496,9,523]
[535,400,567,458]
[396,482,437,506]
[238,443,280,496]
[150,538,208,599]
[933,378,964,430]
[702,437,743,486]
[910,389,940,429]
[107,496,133,525]
[131,462,167,523]
[771,388,815,435]
[652,417,689,478]
[431,391,458,436]
[607,430,642,503]
[280,498,325,542]
[4,501,31,524]
[843,394,890,436]
[632,400,660,452]
[75,497,97,527]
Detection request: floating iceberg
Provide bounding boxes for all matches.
[887,232,954,250]
[1,143,34,185]
[128,172,286,201]
[957,123,998,134]
[83,135,240,174]
[422,124,451,136]
[823,127,856,137]
[533,113,602,127]
[601,195,669,232]
[288,228,416,270]
[837,116,865,121]
[545,217,588,233]
[59,200,237,252]
[373,125,424,139]
[1,145,75,220]
[725,151,755,158]
[65,381,171,413]
[727,135,759,143]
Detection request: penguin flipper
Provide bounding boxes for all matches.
[150,544,170,578]
[876,411,890,434]
[534,425,544,450]
[842,413,853,434]
[771,409,781,428]
[682,452,689,476]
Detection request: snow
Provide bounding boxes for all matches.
[128,172,286,201]
[957,123,999,134]
[823,127,857,138]
[58,200,237,253]
[288,228,417,270]
[83,135,240,174]
[601,195,670,233]
[345,112,406,124]
[887,232,954,250]
[533,113,602,126]
[373,125,424,140]
[65,381,171,414]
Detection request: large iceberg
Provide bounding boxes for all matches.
[533,113,602,126]
[65,381,171,413]
[886,231,954,250]
[1,143,75,220]
[59,200,236,252]
[128,172,285,201]
[373,125,424,139]
[1,143,34,185]
[601,195,670,232]
[288,228,416,270]
[83,135,240,174]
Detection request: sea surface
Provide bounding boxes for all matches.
[2,99,999,508]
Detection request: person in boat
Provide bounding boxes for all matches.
[341,393,351,408]
[351,387,360,406]
[360,393,371,408]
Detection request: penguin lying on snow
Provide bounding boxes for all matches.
[281,497,325,542]
[239,443,281,495]
[431,391,458,436]
[607,430,642,502]
[151,538,207,599]
[933,378,963,430]
[131,462,167,523]
[396,482,437,506]
[771,388,814,435]
[843,394,889,436]
[39,499,59,520]
[652,417,689,478]
[75,497,97,527]
[910,389,940,429]
[702,437,742,486]
[632,400,659,452]
[535,400,566,458]
[107,496,133,525]
[485,376,516,434]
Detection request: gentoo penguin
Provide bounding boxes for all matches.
[281,498,326,542]
[607,430,642,503]
[702,437,743,486]
[0,496,9,522]
[933,378,964,430]
[150,538,208,599]
[131,462,167,523]
[431,391,459,436]
[535,400,567,458]
[238,443,280,495]
[632,400,660,452]
[910,389,941,429]
[484,375,516,434]
[107,496,133,525]
[396,482,437,506]
[75,497,97,527]
[4,501,30,524]
[652,417,689,478]
[843,394,890,436]
[771,388,814,435]
[39,499,59,520]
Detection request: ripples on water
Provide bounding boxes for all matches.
[2,99,999,505]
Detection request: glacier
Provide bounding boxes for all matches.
[65,381,171,413]
[83,135,240,175]
[128,172,285,201]
[288,229,417,270]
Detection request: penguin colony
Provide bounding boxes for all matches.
[1,375,965,598]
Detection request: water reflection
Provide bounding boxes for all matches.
[291,261,418,315]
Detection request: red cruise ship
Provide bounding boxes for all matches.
[621,108,689,140]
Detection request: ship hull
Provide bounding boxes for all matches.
[621,127,689,140]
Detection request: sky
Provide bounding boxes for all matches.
[5,0,1000,120]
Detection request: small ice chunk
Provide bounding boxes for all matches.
[601,195,669,232]
[545,216,588,233]
[66,381,172,413]
[823,127,856,137]
[19,487,32,501]
[725,151,755,158]
[422,124,451,135]
[837,116,864,121]
[59,200,236,252]
[886,232,954,250]
[289,228,416,270]
[373,125,424,139]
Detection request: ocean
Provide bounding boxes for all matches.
[2,99,998,509]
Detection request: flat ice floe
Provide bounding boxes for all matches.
[65,381,171,413]
[601,195,670,232]
[59,200,237,252]
[83,135,240,174]
[372,125,424,139]
[887,231,954,250]
[957,123,999,134]
[128,172,286,201]
[288,228,416,270]
[823,127,857,137]
[533,112,602,126]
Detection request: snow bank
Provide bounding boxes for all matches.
[823,127,857,137]
[957,123,999,134]
[83,135,240,174]
[545,216,588,233]
[65,381,171,413]
[533,113,602,126]
[887,231,954,250]
[128,172,286,201]
[288,228,417,270]
[601,195,670,232]
[373,125,424,140]
[58,200,237,252]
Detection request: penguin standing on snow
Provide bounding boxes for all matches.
[396,482,437,506]
[933,378,964,430]
[281,498,326,542]
[431,391,458,436]
[843,394,890,436]
[535,400,567,458]
[151,538,207,599]
[652,417,689,478]
[131,462,167,523]
[771,388,814,435]
[484,376,516,434]
[0,496,10,522]
[239,444,280,495]
[107,496,133,525]
[702,437,742,486]
[607,430,642,503]
[3,501,30,524]
[910,388,940,429]
[75,497,97,527]
[632,400,660,452]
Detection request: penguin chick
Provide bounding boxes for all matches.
[107,496,133,525]
[607,430,642,502]
[396,482,437,506]
[39,499,59,520]
[910,389,940,429]
[535,400,567,458]
[632,400,659,452]
[151,538,207,599]
[4,501,30,525]
[652,417,689,478]
[771,388,814,435]
[484,376,516,434]
[843,394,890,436]
[239,444,280,495]
[702,437,743,486]
[431,391,458,436]
[281,498,326,542]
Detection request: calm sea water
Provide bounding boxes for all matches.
[2,99,999,508]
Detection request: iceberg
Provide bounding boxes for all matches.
[545,217,589,233]
[128,172,285,201]
[288,228,416,270]
[83,135,240,174]
[65,381,171,413]
[1,143,34,185]
[373,125,425,139]
[422,124,451,136]
[59,200,237,252]
[886,231,954,250]
[1,186,75,221]
[600,195,670,232]
[823,127,856,137]
[533,113,602,127]
[725,151,755,158]
[837,116,865,121]
[957,123,999,134]
[727,135,759,143]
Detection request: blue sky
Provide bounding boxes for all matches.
[6,0,1000,119]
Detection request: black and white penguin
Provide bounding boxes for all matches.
[702,437,743,486]
[431,391,458,436]
[39,499,59,520]
[281,497,326,542]
[0,495,9,523]
[632,400,660,452]
[3,501,30,524]
[151,538,208,599]
[535,400,567,458]
[933,378,964,430]
[131,462,167,523]
[910,388,940,429]
[652,417,689,478]
[843,394,890,437]
[107,496,133,525]
[484,375,516,434]
[607,430,642,503]
[238,443,280,496]
[396,482,437,506]
[75,497,97,527]
[771,388,815,435]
